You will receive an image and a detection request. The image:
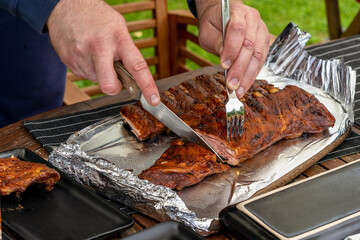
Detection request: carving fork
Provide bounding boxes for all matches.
[222,0,245,139]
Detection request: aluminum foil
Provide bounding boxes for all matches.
[49,22,356,235]
[265,22,355,123]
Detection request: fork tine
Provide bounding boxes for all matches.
[226,116,231,139]
[237,104,245,138]
[230,115,235,138]
[239,114,244,136]
[228,107,244,139]
[235,114,240,137]
[231,115,234,138]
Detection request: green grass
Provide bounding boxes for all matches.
[244,0,360,45]
[76,0,360,90]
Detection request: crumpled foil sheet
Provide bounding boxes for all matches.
[265,22,355,123]
[50,139,212,231]
[49,22,356,235]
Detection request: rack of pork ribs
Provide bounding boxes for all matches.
[0,156,60,198]
[120,73,335,190]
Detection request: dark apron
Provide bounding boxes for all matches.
[0,9,66,127]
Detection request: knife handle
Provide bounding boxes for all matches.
[114,61,141,100]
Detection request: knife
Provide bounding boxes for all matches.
[114,61,224,162]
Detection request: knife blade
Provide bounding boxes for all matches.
[114,61,224,162]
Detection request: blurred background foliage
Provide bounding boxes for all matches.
[77,0,360,90]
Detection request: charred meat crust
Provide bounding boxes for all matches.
[0,156,61,197]
[138,140,230,190]
[120,103,167,141]
[194,85,335,165]
[120,73,226,141]
[121,73,334,165]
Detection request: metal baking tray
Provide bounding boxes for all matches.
[49,73,351,235]
[0,148,134,240]
[48,22,356,234]
[220,159,360,240]
[2,231,12,240]
[122,220,206,240]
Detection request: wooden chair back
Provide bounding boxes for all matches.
[168,9,215,75]
[325,0,360,40]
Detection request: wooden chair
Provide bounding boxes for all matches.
[63,0,213,105]
[325,0,360,40]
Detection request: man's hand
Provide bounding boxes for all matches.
[195,0,269,99]
[46,0,160,106]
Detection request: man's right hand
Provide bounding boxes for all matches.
[195,0,270,100]
[46,0,160,106]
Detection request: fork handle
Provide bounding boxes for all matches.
[114,61,141,100]
[221,0,230,41]
[222,0,232,98]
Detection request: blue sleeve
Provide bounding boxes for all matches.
[186,0,198,19]
[0,0,59,33]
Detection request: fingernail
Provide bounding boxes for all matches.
[150,94,160,105]
[228,78,238,89]
[222,59,231,69]
[236,86,245,98]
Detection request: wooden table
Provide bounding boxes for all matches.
[1,67,359,239]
